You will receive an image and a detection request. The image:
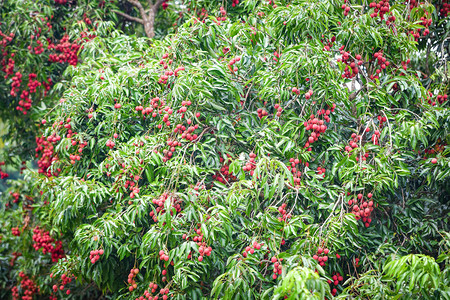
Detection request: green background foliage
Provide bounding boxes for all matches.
[0,0,449,299]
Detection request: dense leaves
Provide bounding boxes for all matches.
[1,0,449,299]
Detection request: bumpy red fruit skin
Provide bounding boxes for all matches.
[431,158,437,164]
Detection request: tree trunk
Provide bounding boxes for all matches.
[143,10,155,39]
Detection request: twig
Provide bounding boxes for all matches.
[113,10,144,24]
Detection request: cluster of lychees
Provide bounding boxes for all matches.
[243,152,258,175]
[368,0,390,19]
[35,135,59,176]
[303,107,334,151]
[312,247,330,267]
[12,227,21,236]
[48,35,81,66]
[242,241,262,258]
[270,256,283,279]
[51,273,73,296]
[141,283,169,300]
[277,203,292,223]
[12,272,39,300]
[369,51,390,80]
[349,192,375,227]
[89,249,104,264]
[32,227,65,262]
[337,49,363,79]
[0,161,9,179]
[228,56,240,73]
[128,268,139,292]
[149,192,183,222]
[328,272,344,296]
[212,154,237,185]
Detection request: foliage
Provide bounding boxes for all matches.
[0,0,449,299]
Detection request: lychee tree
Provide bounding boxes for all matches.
[1,0,450,299]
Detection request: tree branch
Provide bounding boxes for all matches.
[152,0,165,11]
[349,89,362,101]
[127,0,147,18]
[349,85,376,101]
[113,10,144,24]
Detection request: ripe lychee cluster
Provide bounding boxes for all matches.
[243,152,258,175]
[69,140,88,164]
[142,283,170,300]
[328,272,344,296]
[12,272,39,300]
[436,94,448,105]
[341,0,351,16]
[106,139,115,149]
[303,107,334,150]
[212,154,237,185]
[273,103,283,117]
[35,135,60,177]
[242,241,262,258]
[158,53,173,83]
[190,182,206,196]
[304,89,313,100]
[440,0,450,17]
[14,73,42,114]
[217,6,227,21]
[128,268,139,292]
[90,249,104,264]
[273,51,281,62]
[0,30,14,47]
[149,192,183,222]
[177,121,199,142]
[369,0,390,20]
[32,227,65,262]
[370,51,390,80]
[277,203,292,223]
[270,256,283,279]
[228,56,240,73]
[417,15,432,37]
[12,227,21,236]
[257,107,268,119]
[159,250,170,262]
[348,192,375,227]
[51,273,73,296]
[400,59,411,71]
[7,188,21,199]
[344,133,361,153]
[48,35,81,66]
[337,49,363,79]
[423,138,447,158]
[30,39,44,54]
[10,252,21,266]
[191,7,209,23]
[198,243,212,262]
[287,157,305,186]
[10,71,21,96]
[321,35,336,51]
[316,166,326,179]
[370,129,381,145]
[0,161,9,179]
[161,106,174,128]
[158,66,185,84]
[312,247,330,267]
